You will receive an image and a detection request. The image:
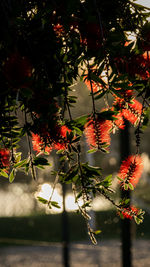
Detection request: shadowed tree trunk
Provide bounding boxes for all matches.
[62,176,70,267]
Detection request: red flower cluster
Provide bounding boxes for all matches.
[120,206,139,220]
[111,108,125,130]
[32,133,52,154]
[84,118,112,151]
[113,94,142,127]
[122,99,142,125]
[53,23,65,37]
[117,155,143,190]
[32,125,71,154]
[53,125,71,150]
[0,149,10,169]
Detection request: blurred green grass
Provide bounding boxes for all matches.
[0,210,149,246]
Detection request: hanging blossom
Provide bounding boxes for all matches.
[113,89,143,126]
[32,133,52,154]
[119,206,139,220]
[84,117,112,152]
[53,125,72,150]
[53,23,65,38]
[0,149,10,169]
[121,99,143,126]
[117,155,143,190]
[113,111,125,130]
[112,88,133,129]
[32,125,71,154]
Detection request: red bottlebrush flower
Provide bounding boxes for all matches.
[60,125,71,138]
[122,99,142,126]
[118,155,143,190]
[32,133,52,154]
[0,149,10,169]
[111,107,125,130]
[4,52,32,88]
[113,88,133,107]
[53,23,64,37]
[113,111,125,130]
[120,206,139,220]
[53,125,72,150]
[32,125,72,153]
[113,90,142,126]
[84,118,112,151]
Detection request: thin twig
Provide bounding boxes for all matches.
[24,111,36,180]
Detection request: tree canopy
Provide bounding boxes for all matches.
[0,0,150,242]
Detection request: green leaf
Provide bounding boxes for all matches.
[94,230,102,235]
[82,163,101,177]
[124,199,130,205]
[94,90,107,100]
[119,212,124,220]
[56,149,64,154]
[128,183,134,190]
[74,115,88,126]
[87,149,97,154]
[25,163,29,173]
[37,196,48,204]
[14,159,27,168]
[100,147,109,153]
[117,176,124,182]
[63,166,78,183]
[9,169,15,183]
[124,184,129,190]
[72,126,82,135]
[71,145,78,153]
[0,169,8,178]
[72,136,81,143]
[134,216,142,225]
[82,163,101,172]
[101,174,112,187]
[50,201,61,209]
[99,110,117,120]
[15,153,22,163]
[33,157,50,166]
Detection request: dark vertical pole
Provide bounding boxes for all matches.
[120,121,132,267]
[62,182,70,267]
[57,94,70,267]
